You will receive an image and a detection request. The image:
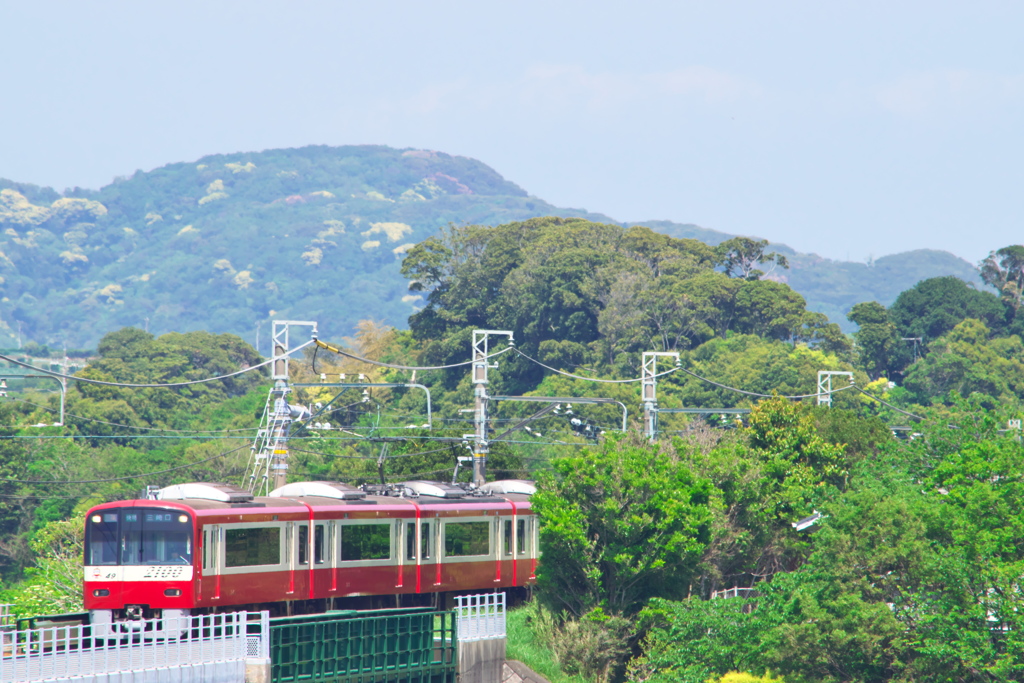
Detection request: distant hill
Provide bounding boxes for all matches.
[637,221,984,331]
[0,145,982,348]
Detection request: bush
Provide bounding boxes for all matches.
[533,607,634,683]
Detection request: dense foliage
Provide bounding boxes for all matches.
[1,216,1022,682]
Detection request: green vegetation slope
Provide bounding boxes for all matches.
[0,145,981,349]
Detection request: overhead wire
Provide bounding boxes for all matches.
[856,387,926,421]
[6,397,256,434]
[313,339,513,371]
[513,348,678,383]
[288,445,458,461]
[0,492,84,500]
[0,443,250,484]
[675,366,860,400]
[0,340,314,388]
[0,434,251,440]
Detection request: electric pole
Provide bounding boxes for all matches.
[246,320,317,495]
[817,370,854,407]
[642,351,680,440]
[471,330,513,487]
[901,337,922,362]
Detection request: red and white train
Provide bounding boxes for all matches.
[83,479,537,629]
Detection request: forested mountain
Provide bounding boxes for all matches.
[0,145,982,349]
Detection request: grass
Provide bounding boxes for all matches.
[506,603,589,683]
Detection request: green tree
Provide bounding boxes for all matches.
[672,335,860,410]
[715,237,790,281]
[889,276,1006,345]
[732,280,807,341]
[847,301,901,380]
[979,244,1024,313]
[903,318,1024,404]
[72,327,264,434]
[632,596,759,683]
[400,218,824,394]
[8,515,85,617]
[532,432,712,618]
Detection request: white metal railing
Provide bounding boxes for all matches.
[0,604,12,630]
[0,610,268,683]
[712,587,757,600]
[455,593,506,642]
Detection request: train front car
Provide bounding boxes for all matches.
[84,500,198,635]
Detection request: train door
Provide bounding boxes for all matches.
[420,515,439,590]
[285,523,296,595]
[502,517,515,585]
[529,515,539,580]
[493,516,502,584]
[313,522,329,597]
[203,525,222,601]
[327,521,338,595]
[514,516,535,582]
[395,520,405,589]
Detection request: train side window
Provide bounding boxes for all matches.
[517,519,528,556]
[340,523,391,561]
[421,522,431,560]
[406,520,416,560]
[444,521,490,557]
[503,520,513,557]
[298,524,309,565]
[203,529,209,570]
[314,524,326,564]
[225,527,280,567]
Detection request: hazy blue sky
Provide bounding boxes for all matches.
[2,1,1021,263]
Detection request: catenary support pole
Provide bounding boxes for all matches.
[642,351,680,440]
[471,330,513,487]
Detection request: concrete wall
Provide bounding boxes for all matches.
[28,660,244,683]
[458,638,507,683]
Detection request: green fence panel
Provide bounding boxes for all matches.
[270,609,457,683]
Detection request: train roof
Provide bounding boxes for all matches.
[86,480,534,513]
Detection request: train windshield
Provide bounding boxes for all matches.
[86,508,193,566]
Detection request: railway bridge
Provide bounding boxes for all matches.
[0,593,506,683]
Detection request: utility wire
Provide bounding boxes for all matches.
[676,367,859,400]
[314,339,513,371]
[513,348,678,383]
[7,397,256,434]
[0,340,313,388]
[856,388,926,421]
[288,445,457,461]
[0,443,249,484]
[0,434,252,440]
[0,493,84,500]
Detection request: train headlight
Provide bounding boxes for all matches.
[178,515,188,523]
[93,589,110,597]
[91,515,101,523]
[164,589,182,597]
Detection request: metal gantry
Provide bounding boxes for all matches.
[817,370,854,407]
[240,317,850,493]
[642,351,681,440]
[245,320,318,495]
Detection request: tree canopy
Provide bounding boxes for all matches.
[533,433,712,617]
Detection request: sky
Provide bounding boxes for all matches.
[2,1,1022,264]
